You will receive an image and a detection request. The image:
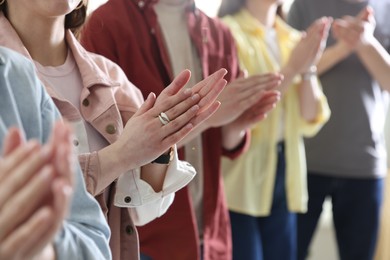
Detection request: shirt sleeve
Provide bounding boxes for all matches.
[298,80,331,137]
[41,92,111,259]
[78,152,105,196]
[0,46,111,260]
[113,145,196,226]
[54,166,112,260]
[222,130,251,160]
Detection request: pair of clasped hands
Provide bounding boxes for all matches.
[0,122,74,260]
[332,6,377,52]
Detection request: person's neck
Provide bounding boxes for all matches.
[7,11,67,66]
[245,0,277,28]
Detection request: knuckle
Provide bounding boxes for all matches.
[168,107,178,118]
[164,135,178,146]
[170,120,180,129]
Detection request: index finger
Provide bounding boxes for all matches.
[2,128,25,157]
[0,141,39,183]
[191,68,227,94]
[162,70,192,96]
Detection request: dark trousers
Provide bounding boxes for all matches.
[230,143,297,260]
[298,173,384,260]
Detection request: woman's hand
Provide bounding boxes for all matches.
[285,17,332,75]
[332,6,376,51]
[237,90,281,126]
[0,122,74,260]
[111,69,227,171]
[206,72,282,128]
[221,89,281,150]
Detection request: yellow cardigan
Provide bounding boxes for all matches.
[221,9,331,216]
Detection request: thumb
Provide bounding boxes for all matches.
[357,6,372,22]
[136,92,156,115]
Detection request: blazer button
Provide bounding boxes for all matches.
[73,139,79,146]
[82,98,90,107]
[124,196,132,203]
[125,225,134,235]
[105,124,117,134]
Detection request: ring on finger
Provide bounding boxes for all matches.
[158,112,170,125]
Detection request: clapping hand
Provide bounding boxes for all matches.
[114,69,227,169]
[332,6,376,50]
[286,17,332,75]
[0,121,74,260]
[206,72,283,128]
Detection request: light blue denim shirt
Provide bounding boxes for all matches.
[0,46,111,260]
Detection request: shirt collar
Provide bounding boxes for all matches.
[65,31,119,89]
[234,8,299,41]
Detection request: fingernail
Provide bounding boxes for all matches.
[192,94,200,101]
[184,88,192,95]
[62,185,73,196]
[191,105,200,112]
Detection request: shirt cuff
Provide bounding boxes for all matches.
[113,145,196,208]
[222,130,251,160]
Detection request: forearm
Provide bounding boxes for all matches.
[317,42,352,75]
[99,142,169,193]
[278,66,297,94]
[298,76,321,122]
[357,38,390,91]
[140,163,168,192]
[80,140,148,196]
[98,141,135,177]
[221,124,246,151]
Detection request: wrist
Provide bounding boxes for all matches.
[356,35,377,53]
[301,65,317,81]
[222,124,245,151]
[98,141,134,175]
[335,41,354,58]
[151,146,174,165]
[281,66,297,79]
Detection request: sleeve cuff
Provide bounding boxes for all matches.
[222,130,251,159]
[78,152,101,196]
[113,145,196,208]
